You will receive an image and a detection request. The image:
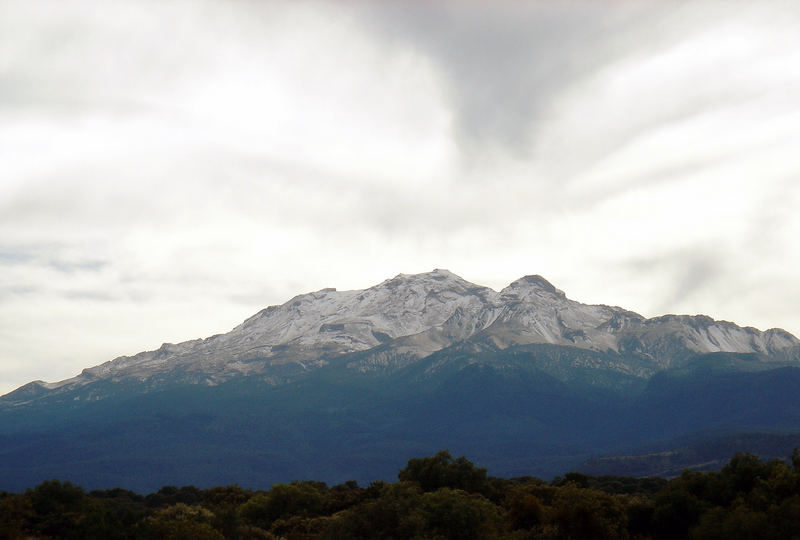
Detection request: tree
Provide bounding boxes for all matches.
[652,486,706,540]
[26,479,86,538]
[552,484,629,540]
[0,492,34,539]
[505,489,545,531]
[720,453,769,497]
[322,481,426,539]
[398,450,489,495]
[420,488,501,540]
[692,504,770,540]
[238,482,325,531]
[137,503,224,540]
[145,485,202,508]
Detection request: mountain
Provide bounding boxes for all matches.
[2,270,800,491]
[4,269,796,405]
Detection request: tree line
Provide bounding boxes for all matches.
[2,449,800,539]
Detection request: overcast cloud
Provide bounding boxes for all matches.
[1,1,799,394]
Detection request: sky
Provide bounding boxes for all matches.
[2,0,800,395]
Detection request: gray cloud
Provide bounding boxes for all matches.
[663,254,724,315]
[0,286,37,300]
[1,1,800,394]
[47,260,106,274]
[0,250,35,265]
[353,3,676,162]
[615,248,725,319]
[0,244,105,271]
[61,290,115,302]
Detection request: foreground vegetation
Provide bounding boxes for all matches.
[2,450,800,539]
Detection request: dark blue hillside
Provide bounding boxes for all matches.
[626,364,800,441]
[2,349,800,492]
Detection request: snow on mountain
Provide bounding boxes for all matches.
[222,268,498,354]
[4,270,799,402]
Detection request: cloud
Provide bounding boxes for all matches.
[1,1,800,394]
[353,2,652,162]
[622,248,725,314]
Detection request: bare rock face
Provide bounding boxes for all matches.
[3,269,799,405]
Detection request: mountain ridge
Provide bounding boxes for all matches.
[3,269,798,407]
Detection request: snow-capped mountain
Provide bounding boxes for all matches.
[4,269,800,492]
[4,269,798,406]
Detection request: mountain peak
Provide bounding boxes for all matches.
[390,268,463,282]
[502,275,565,298]
[377,269,476,293]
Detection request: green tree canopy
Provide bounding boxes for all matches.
[398,449,489,495]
